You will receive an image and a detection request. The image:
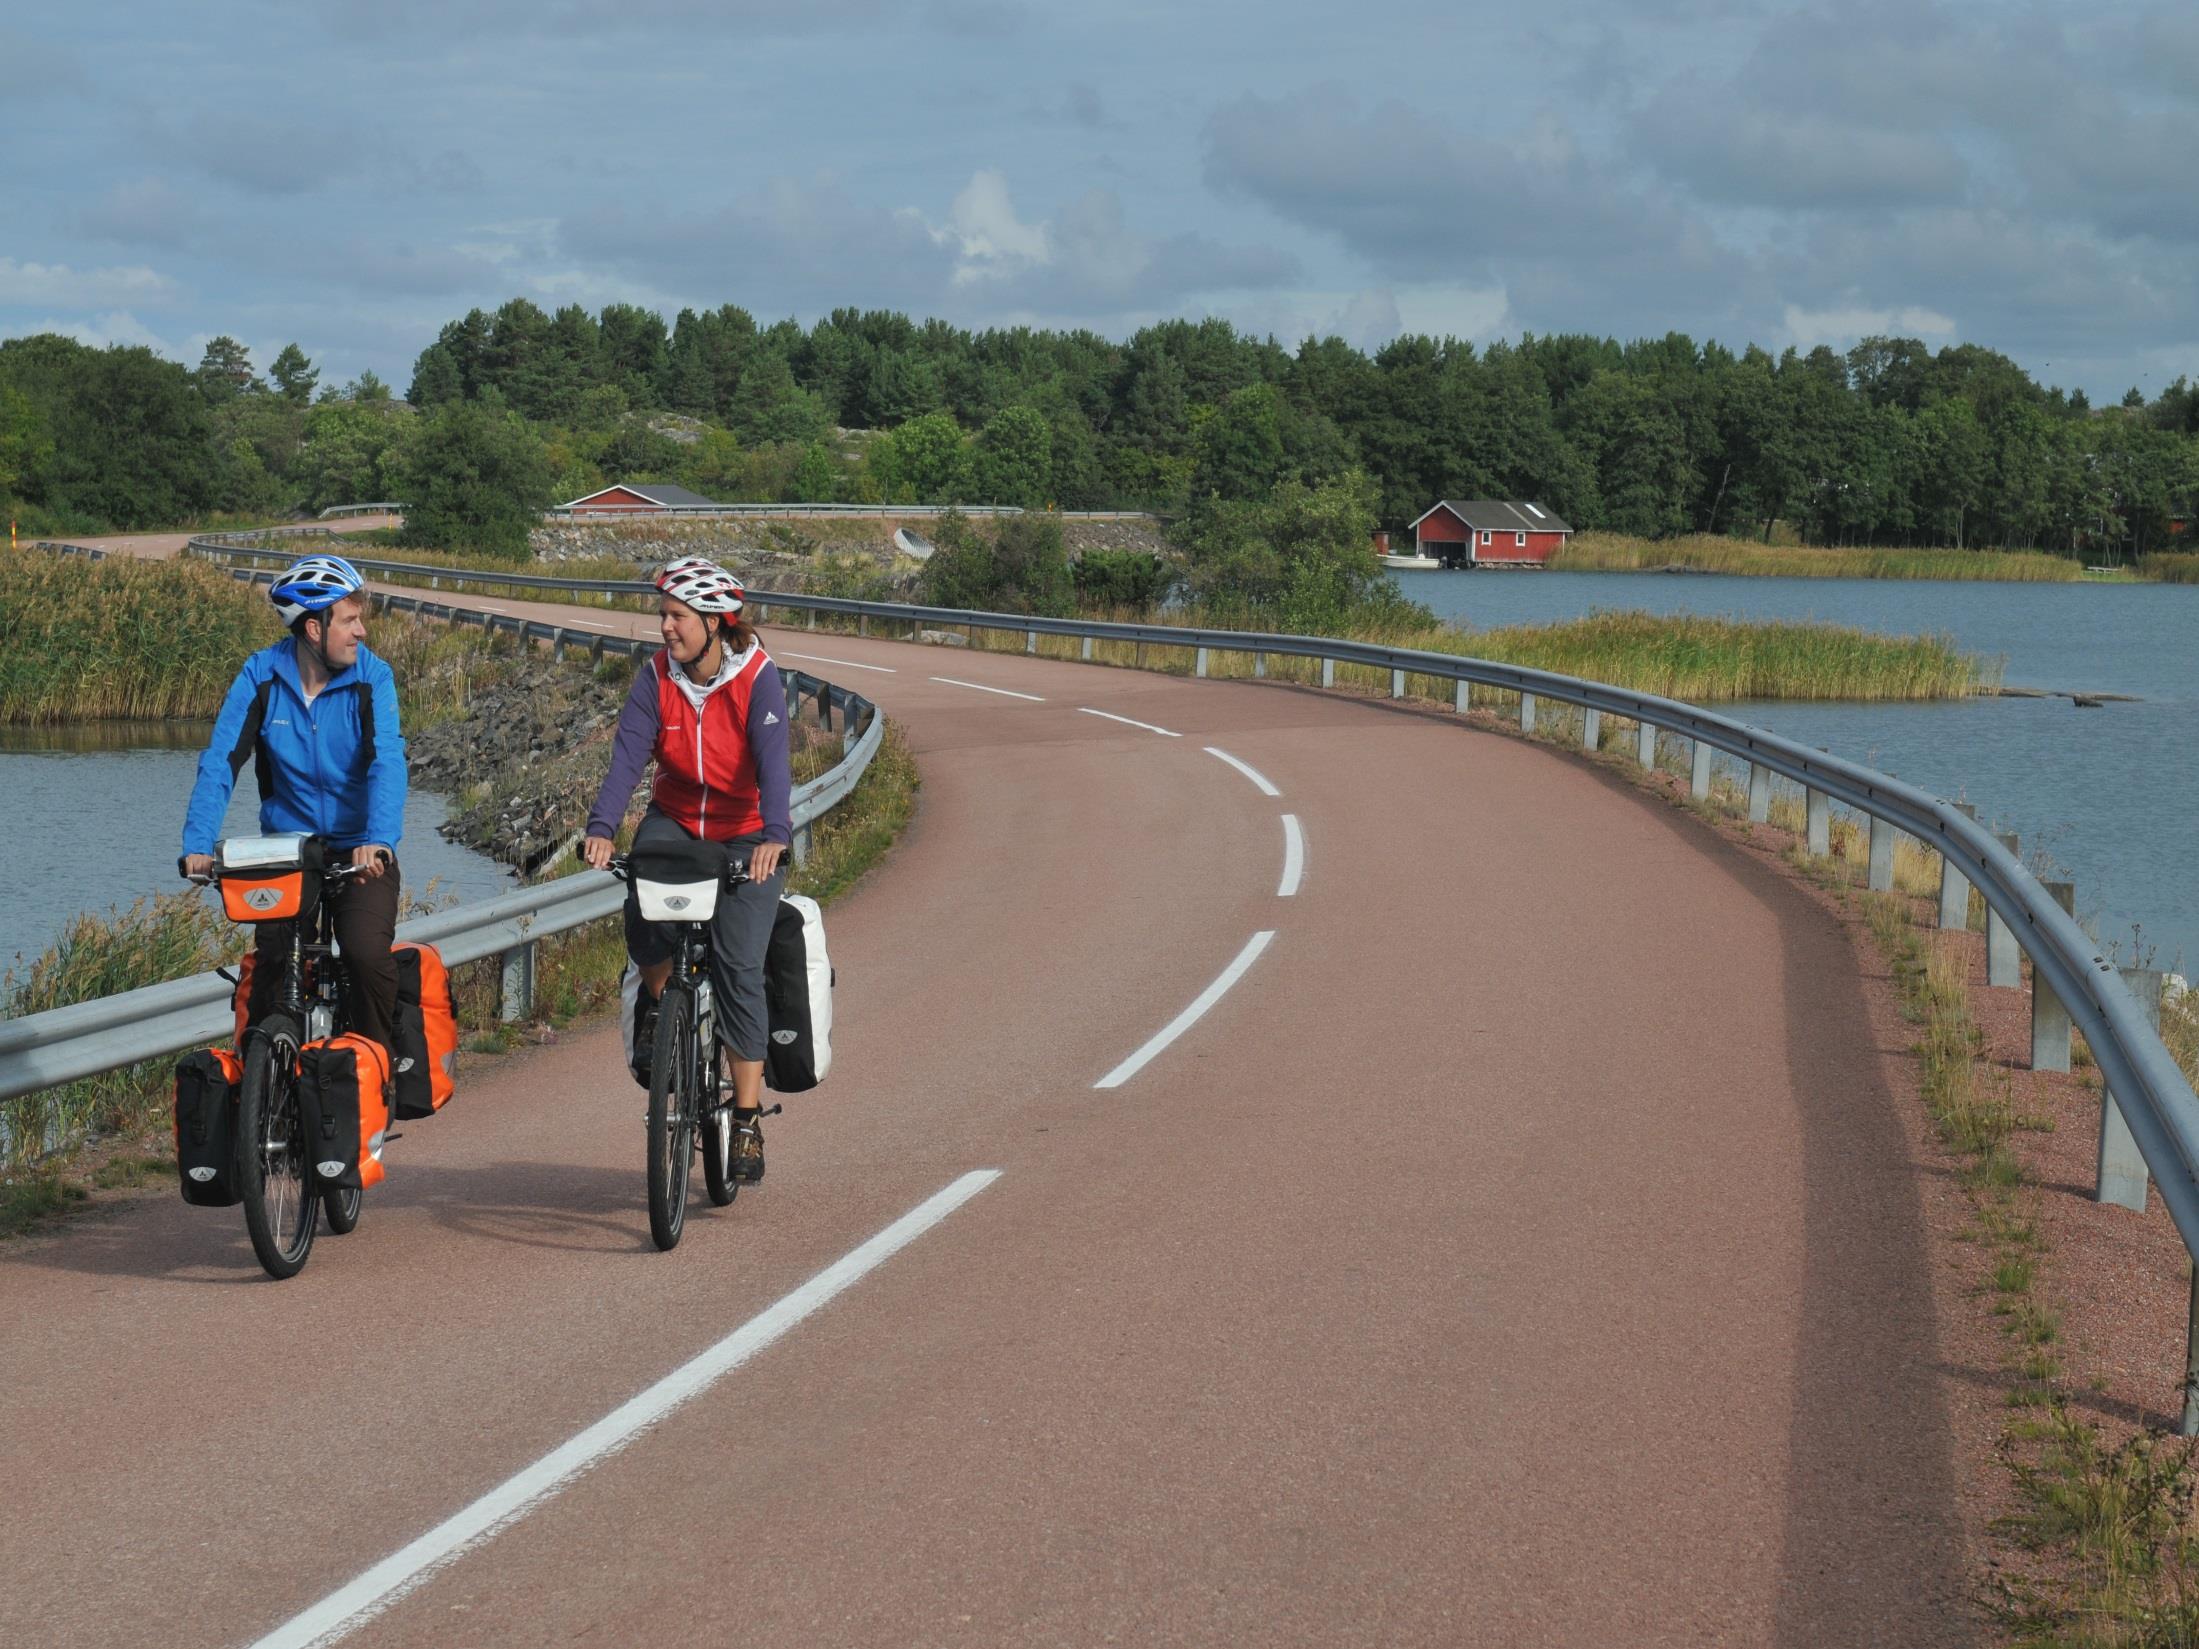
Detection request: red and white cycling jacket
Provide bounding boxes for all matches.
[586,641,793,845]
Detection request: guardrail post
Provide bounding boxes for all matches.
[1988,832,2022,987]
[1746,763,1772,823]
[1196,647,1209,678]
[1454,678,1468,713]
[791,823,812,869]
[499,942,535,1024]
[1322,659,1335,689]
[1519,692,1536,733]
[806,608,815,630]
[1637,722,1656,767]
[2030,882,2077,1072]
[1254,652,1266,678]
[1806,789,1830,856]
[1582,708,1601,751]
[1026,629,1036,654]
[1081,636,1094,662]
[1690,740,1712,799]
[2183,1280,2199,1437]
[2096,967,2165,1212]
[1867,816,1896,892]
[1391,668,1406,700]
[858,615,868,637]
[1938,852,1971,929]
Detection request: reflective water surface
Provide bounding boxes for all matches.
[2,722,514,974]
[1393,570,2199,973]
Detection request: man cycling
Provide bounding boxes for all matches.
[180,553,406,1064]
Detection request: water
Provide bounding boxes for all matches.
[1391,570,2199,973]
[0,723,516,975]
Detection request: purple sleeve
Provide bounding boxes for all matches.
[749,661,793,846]
[586,661,662,841]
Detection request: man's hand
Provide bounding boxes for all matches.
[748,840,785,882]
[582,835,615,871]
[181,853,213,882]
[351,844,392,880]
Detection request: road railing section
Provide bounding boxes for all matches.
[317,502,405,518]
[544,503,1160,521]
[0,666,883,1106]
[44,531,2199,1425]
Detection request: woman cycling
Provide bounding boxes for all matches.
[583,557,792,1182]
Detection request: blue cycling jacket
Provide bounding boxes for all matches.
[181,639,408,858]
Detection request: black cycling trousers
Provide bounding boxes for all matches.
[247,858,402,1059]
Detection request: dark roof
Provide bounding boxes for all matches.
[1413,499,1573,534]
[562,481,722,509]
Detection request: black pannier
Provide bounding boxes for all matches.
[174,1048,244,1207]
[762,894,834,1093]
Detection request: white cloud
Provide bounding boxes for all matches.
[1780,303,1958,349]
[11,311,182,356]
[0,259,178,309]
[941,170,1051,274]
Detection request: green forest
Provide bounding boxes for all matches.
[4,302,2197,560]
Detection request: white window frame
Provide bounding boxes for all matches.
[1480,531,1491,545]
[1516,531,1526,547]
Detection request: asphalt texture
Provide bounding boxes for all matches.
[0,575,1974,1646]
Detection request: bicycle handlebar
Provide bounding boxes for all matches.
[604,852,755,887]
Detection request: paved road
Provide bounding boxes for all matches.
[0,575,1974,1644]
[38,517,401,560]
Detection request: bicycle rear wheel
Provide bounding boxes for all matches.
[646,988,696,1250]
[237,1016,315,1279]
[323,1186,362,1233]
[702,1056,737,1209]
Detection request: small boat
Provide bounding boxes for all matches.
[1379,553,1442,570]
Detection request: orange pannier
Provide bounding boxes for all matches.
[299,1034,391,1193]
[230,951,257,1049]
[390,942,459,1119]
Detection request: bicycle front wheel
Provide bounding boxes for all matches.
[237,1016,315,1279]
[646,987,696,1251]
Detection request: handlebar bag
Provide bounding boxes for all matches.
[390,942,459,1120]
[763,894,834,1093]
[631,836,727,924]
[299,1034,391,1193]
[174,1047,245,1207]
[217,835,325,926]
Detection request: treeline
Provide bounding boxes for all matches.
[404,300,2199,556]
[6,306,2198,559]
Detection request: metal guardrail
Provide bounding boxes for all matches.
[0,657,884,1104]
[34,529,2199,1421]
[545,504,1160,521]
[317,503,405,519]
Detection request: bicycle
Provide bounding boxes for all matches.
[197,834,381,1279]
[610,842,778,1251]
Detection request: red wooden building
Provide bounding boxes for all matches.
[1407,500,1573,567]
[560,482,721,515]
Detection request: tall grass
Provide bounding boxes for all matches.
[0,546,281,721]
[1553,531,2084,582]
[2137,552,2199,585]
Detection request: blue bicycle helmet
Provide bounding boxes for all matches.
[269,554,366,625]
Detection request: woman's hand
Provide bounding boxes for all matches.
[748,840,785,882]
[351,844,392,880]
[582,835,615,870]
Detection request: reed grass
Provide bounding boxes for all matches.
[2137,552,2199,585]
[0,546,282,721]
[1553,531,2084,582]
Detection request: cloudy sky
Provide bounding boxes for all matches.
[5,0,2195,400]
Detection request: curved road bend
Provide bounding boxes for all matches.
[1,585,1972,1645]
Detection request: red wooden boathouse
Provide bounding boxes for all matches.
[1407,500,1572,567]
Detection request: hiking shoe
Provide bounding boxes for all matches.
[731,1109,765,1183]
[630,993,659,1088]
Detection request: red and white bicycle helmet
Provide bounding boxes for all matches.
[654,556,745,615]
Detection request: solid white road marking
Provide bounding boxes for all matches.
[931,676,1045,702]
[1078,707,1181,738]
[1204,746,1280,797]
[246,1171,1005,1649]
[780,651,898,673]
[1279,814,1305,898]
[1095,931,1276,1090]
